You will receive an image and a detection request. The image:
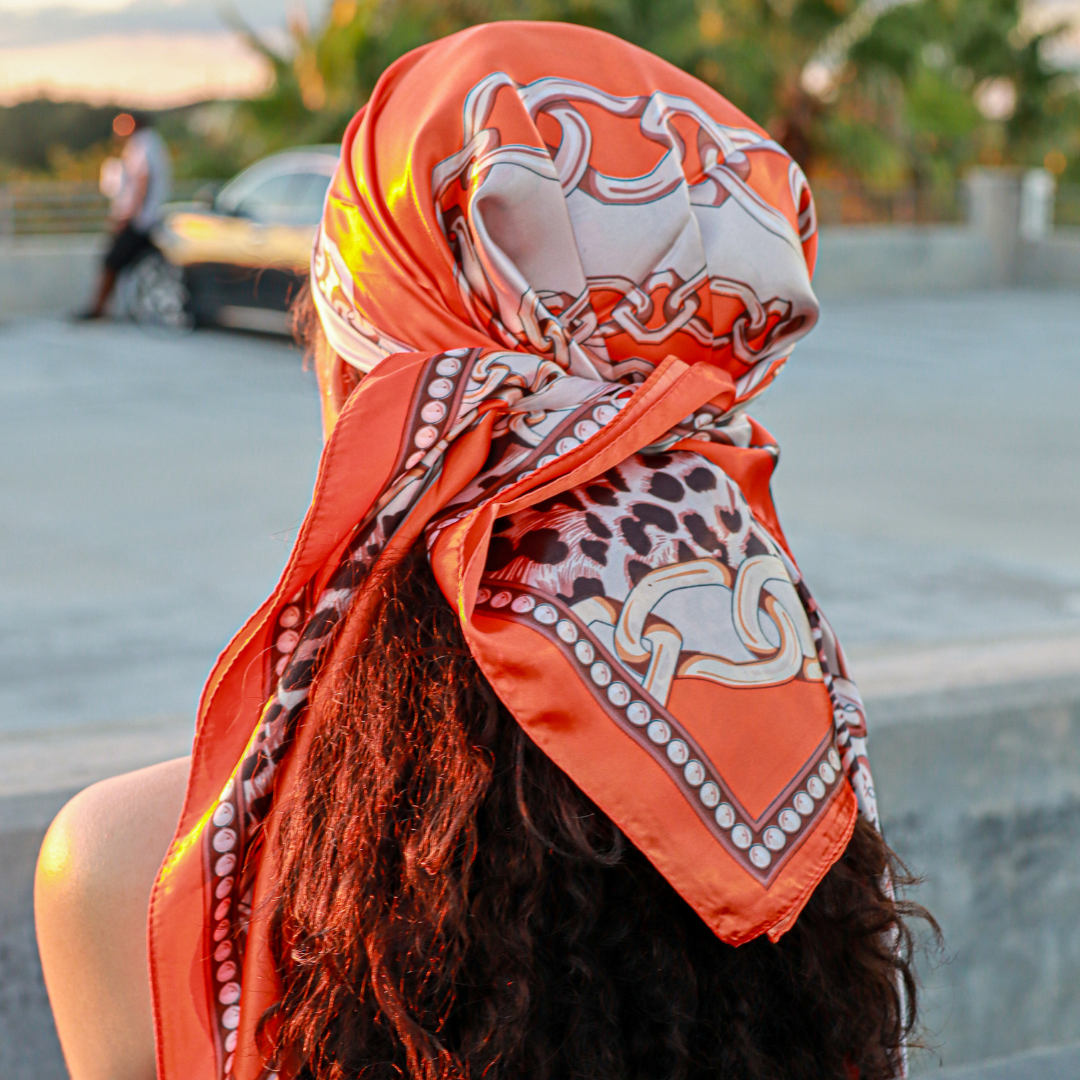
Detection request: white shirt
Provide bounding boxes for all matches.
[111,129,172,232]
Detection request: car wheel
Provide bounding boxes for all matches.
[125,252,194,332]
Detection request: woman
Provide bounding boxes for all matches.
[36,21,930,1080]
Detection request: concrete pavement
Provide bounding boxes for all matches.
[0,317,322,738]
[754,289,1080,653]
[936,1043,1080,1080]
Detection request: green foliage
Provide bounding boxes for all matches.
[0,99,117,175]
[839,0,1079,182]
[823,108,910,186]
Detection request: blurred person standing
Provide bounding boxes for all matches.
[79,110,171,320]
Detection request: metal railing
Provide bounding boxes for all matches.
[815,177,1080,229]
[0,177,1076,234]
[0,179,213,236]
[812,180,964,226]
[1054,183,1080,228]
[0,181,108,235]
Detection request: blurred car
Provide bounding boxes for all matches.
[153,146,339,333]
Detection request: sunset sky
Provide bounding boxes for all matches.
[1,0,1078,108]
[0,0,320,106]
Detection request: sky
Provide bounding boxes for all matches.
[1,0,1079,108]
[0,0,321,106]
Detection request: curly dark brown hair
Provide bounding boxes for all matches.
[261,542,934,1080]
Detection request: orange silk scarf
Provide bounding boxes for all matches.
[149,23,878,1080]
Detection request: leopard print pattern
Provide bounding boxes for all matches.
[476,450,848,882]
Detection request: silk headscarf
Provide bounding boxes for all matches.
[149,22,879,1080]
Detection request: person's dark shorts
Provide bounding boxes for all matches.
[104,224,155,273]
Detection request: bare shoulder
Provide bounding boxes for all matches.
[37,755,191,890]
[36,756,190,1080]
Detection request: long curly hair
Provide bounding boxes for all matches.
[260,541,934,1080]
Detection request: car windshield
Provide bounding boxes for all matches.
[224,170,333,227]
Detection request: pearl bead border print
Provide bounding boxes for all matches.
[266,348,477,686]
[204,773,248,1077]
[201,348,481,1080]
[473,582,846,885]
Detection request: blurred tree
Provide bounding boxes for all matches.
[832,0,1080,185]
[235,0,1080,186]
[0,99,117,175]
[536,0,845,169]
[235,0,538,151]
[229,0,853,167]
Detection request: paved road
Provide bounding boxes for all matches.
[0,319,322,736]
[755,289,1080,648]
[2,292,1078,736]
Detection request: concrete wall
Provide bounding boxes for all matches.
[0,794,73,1080]
[0,718,195,1080]
[937,1043,1080,1080]
[1020,228,1080,289]
[812,225,996,298]
[0,235,102,319]
[4,681,1080,1078]
[808,167,1080,296]
[809,172,1079,297]
[1,226,1076,320]
[871,677,1080,1071]
[811,225,1080,298]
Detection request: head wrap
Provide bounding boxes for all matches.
[150,23,878,1080]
